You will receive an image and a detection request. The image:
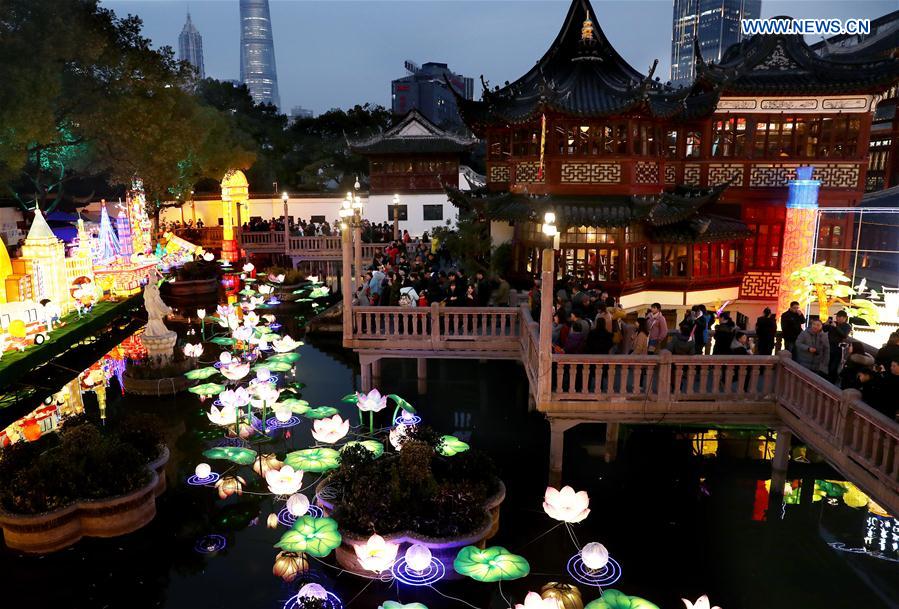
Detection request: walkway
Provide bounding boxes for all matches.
[173,228,386,261]
[347,303,899,516]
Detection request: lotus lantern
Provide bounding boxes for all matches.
[581,542,609,570]
[272,551,308,582]
[311,415,350,444]
[354,534,399,572]
[266,465,304,495]
[356,388,388,412]
[543,486,590,523]
[215,475,245,499]
[515,592,558,609]
[286,493,310,517]
[682,596,722,609]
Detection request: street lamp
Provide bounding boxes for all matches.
[542,211,560,249]
[392,193,401,240]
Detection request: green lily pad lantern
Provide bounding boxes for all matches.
[304,406,339,419]
[585,590,660,609]
[210,337,237,346]
[202,446,258,465]
[284,448,341,473]
[379,603,428,609]
[267,352,301,364]
[438,435,470,457]
[340,440,384,459]
[274,515,342,557]
[184,367,219,380]
[188,382,226,397]
[277,398,310,414]
[254,361,293,373]
[453,546,529,582]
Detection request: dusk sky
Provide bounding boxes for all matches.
[102,0,897,114]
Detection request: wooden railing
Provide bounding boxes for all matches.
[173,228,389,261]
[350,304,521,353]
[776,352,899,512]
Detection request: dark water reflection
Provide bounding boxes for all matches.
[1,335,897,609]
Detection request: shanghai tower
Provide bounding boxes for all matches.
[239,0,280,108]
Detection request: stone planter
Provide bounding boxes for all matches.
[315,478,505,579]
[0,446,169,554]
[123,360,193,396]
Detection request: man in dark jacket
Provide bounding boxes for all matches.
[825,310,852,380]
[780,301,806,353]
[755,308,777,355]
[475,271,491,307]
[875,332,899,369]
[690,306,707,355]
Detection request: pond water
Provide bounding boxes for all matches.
[1,330,897,609]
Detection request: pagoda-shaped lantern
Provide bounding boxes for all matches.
[220,170,249,262]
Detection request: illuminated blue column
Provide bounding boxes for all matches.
[777,166,821,316]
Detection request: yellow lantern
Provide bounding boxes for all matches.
[540,582,584,609]
[266,513,280,529]
[272,551,309,582]
[253,453,283,477]
[8,319,26,339]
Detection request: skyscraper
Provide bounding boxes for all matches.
[178,12,205,79]
[391,61,473,132]
[670,0,761,86]
[239,0,280,108]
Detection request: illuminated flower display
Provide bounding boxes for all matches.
[584,590,660,609]
[185,366,218,380]
[355,388,388,413]
[214,475,246,499]
[312,415,350,444]
[581,542,609,570]
[252,453,283,477]
[183,343,203,358]
[189,383,226,399]
[265,465,304,495]
[516,592,558,609]
[274,515,342,557]
[219,387,251,410]
[543,486,591,523]
[682,595,721,609]
[272,551,308,582]
[272,335,301,353]
[353,534,399,573]
[207,403,237,426]
[203,446,258,465]
[453,546,530,582]
[232,325,253,342]
[221,361,251,381]
[437,435,470,457]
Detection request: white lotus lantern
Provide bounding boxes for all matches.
[543,485,590,523]
[219,351,233,365]
[682,595,722,609]
[259,284,274,295]
[274,406,292,423]
[311,415,350,444]
[356,388,387,412]
[196,308,206,320]
[243,263,255,273]
[183,343,204,358]
[219,387,251,410]
[272,335,300,353]
[515,592,558,609]
[232,325,253,342]
[265,465,304,495]
[221,362,251,381]
[286,493,310,517]
[207,403,237,426]
[256,367,272,382]
[581,542,609,570]
[202,252,214,262]
[354,534,398,572]
[404,544,432,572]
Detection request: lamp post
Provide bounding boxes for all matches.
[392,193,400,241]
[282,191,290,257]
[537,211,558,406]
[340,198,355,346]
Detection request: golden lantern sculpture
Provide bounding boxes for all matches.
[541,582,584,609]
[252,453,283,477]
[215,475,246,500]
[272,551,309,582]
[220,169,249,262]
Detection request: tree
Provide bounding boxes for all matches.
[789,262,881,326]
[0,0,254,216]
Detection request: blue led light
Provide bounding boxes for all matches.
[391,556,446,586]
[195,534,227,554]
[187,472,221,486]
[277,505,324,528]
[266,415,301,429]
[566,553,622,587]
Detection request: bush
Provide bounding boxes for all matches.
[262,266,306,285]
[329,426,499,538]
[0,417,162,514]
[176,260,220,281]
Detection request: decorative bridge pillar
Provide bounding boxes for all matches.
[776,166,820,317]
[220,170,249,263]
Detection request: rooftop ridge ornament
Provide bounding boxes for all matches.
[581,13,594,42]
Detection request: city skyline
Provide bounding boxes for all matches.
[103,1,896,114]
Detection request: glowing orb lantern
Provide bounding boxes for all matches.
[543,486,590,523]
[273,551,308,582]
[580,542,609,570]
[405,544,432,572]
[286,493,310,517]
[515,592,558,609]
[195,463,212,479]
[297,583,328,600]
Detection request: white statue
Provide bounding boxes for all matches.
[144,280,173,337]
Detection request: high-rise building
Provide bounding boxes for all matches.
[391,61,473,132]
[178,12,205,79]
[670,0,761,86]
[239,0,280,108]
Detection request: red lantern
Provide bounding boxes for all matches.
[22,418,42,442]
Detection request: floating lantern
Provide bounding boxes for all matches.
[252,453,283,477]
[354,534,399,573]
[215,475,245,499]
[540,582,583,609]
[311,415,350,444]
[286,493,310,517]
[272,551,308,582]
[543,486,590,523]
[195,463,212,479]
[356,388,387,412]
[405,544,432,572]
[580,542,609,570]
[266,465,303,495]
[515,592,557,609]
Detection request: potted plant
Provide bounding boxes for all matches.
[0,414,169,553]
[314,427,505,578]
[162,259,221,300]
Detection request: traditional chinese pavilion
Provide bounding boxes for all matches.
[447,0,899,312]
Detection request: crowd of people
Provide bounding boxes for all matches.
[165,216,421,245]
[537,278,898,420]
[355,239,511,308]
